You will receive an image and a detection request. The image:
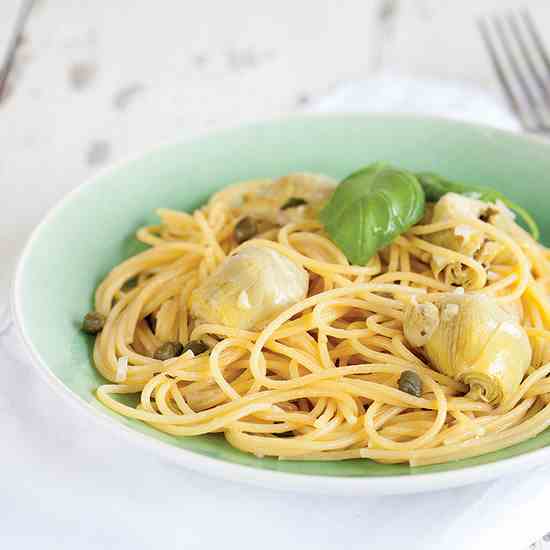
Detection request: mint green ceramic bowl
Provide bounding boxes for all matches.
[14,115,550,495]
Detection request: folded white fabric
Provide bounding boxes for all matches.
[311,74,520,132]
[1,76,546,550]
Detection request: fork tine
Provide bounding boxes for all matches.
[506,13,550,106]
[477,17,528,128]
[521,9,550,77]
[491,14,543,128]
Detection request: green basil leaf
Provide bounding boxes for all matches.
[320,163,425,265]
[416,172,539,240]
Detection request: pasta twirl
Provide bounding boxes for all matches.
[89,173,550,467]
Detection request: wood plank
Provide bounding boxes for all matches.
[0,0,379,266]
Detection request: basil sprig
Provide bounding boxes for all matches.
[320,163,539,266]
[320,163,425,265]
[416,172,539,240]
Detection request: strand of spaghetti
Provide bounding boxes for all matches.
[206,178,273,207]
[193,210,226,262]
[243,237,380,276]
[407,402,550,466]
[96,382,383,426]
[379,421,435,439]
[155,382,183,416]
[155,297,178,342]
[363,371,447,450]
[225,425,366,456]
[399,246,411,288]
[156,208,195,230]
[277,450,364,461]
[388,244,399,272]
[178,276,197,344]
[209,338,254,400]
[189,314,319,343]
[371,271,450,291]
[249,282,426,384]
[365,316,402,338]
[279,332,320,360]
[450,410,485,437]
[95,288,146,380]
[497,362,550,413]
[303,413,345,440]
[357,400,543,464]
[265,341,324,374]
[525,379,550,397]
[170,382,196,415]
[134,321,160,356]
[394,235,431,263]
[317,331,335,369]
[230,421,298,434]
[145,402,275,436]
[525,279,550,328]
[286,234,353,278]
[389,336,423,367]
[122,268,189,341]
[524,292,545,368]
[442,398,534,446]
[136,225,167,246]
[313,399,337,428]
[475,272,518,297]
[311,382,359,423]
[95,243,204,314]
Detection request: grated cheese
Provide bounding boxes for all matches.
[116,356,129,383]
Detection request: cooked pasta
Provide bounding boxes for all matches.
[86,169,550,467]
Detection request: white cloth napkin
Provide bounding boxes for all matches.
[311,74,521,132]
[1,76,547,550]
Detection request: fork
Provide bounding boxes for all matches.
[478,10,550,133]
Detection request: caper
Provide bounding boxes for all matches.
[281,197,307,210]
[82,311,106,334]
[154,341,184,361]
[234,217,258,244]
[182,340,209,356]
[398,370,423,398]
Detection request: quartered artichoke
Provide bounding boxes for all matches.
[190,245,309,330]
[425,193,507,287]
[404,294,531,405]
[237,172,336,226]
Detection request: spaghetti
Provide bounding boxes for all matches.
[89,174,550,466]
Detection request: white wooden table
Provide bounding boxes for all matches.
[2,1,550,548]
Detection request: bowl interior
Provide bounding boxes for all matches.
[16,114,550,477]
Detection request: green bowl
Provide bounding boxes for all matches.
[14,114,550,495]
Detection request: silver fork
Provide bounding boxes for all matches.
[478,10,550,133]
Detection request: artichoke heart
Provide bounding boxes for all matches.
[239,172,335,226]
[190,245,309,330]
[403,294,531,405]
[426,193,505,288]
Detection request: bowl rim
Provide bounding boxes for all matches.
[12,112,550,495]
